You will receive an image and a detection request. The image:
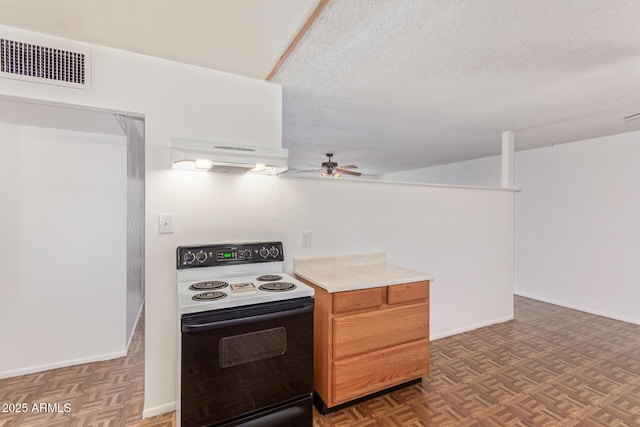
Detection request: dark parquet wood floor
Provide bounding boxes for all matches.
[0,311,174,427]
[2,296,640,426]
[313,297,640,427]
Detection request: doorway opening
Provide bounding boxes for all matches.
[0,95,145,378]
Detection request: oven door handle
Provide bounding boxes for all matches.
[182,304,313,332]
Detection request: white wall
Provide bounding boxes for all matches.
[278,178,515,338]
[0,25,514,416]
[389,131,640,325]
[515,131,640,324]
[0,123,127,376]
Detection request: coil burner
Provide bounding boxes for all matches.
[189,281,229,291]
[256,275,283,282]
[192,291,227,301]
[258,282,297,292]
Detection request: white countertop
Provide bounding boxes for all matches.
[293,253,433,293]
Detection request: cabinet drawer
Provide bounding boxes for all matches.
[333,303,428,359]
[333,287,383,314]
[387,281,429,305]
[333,338,430,404]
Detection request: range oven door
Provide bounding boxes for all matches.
[181,297,313,427]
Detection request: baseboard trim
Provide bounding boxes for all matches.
[0,350,127,379]
[314,378,422,415]
[514,292,640,326]
[143,402,176,419]
[431,315,514,341]
[127,301,145,353]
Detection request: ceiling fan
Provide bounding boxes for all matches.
[316,153,362,177]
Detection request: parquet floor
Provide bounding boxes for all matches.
[2,296,640,426]
[314,297,640,426]
[0,310,174,427]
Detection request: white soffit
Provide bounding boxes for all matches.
[274,0,640,175]
[0,97,124,136]
[0,0,318,79]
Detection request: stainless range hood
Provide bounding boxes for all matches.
[170,138,288,175]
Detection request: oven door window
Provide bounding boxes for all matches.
[219,327,286,368]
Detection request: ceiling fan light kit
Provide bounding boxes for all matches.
[318,153,361,178]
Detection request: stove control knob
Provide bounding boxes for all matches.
[195,251,207,263]
[259,247,269,258]
[269,246,280,257]
[242,249,252,259]
[183,252,196,264]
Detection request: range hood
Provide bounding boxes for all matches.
[170,138,288,175]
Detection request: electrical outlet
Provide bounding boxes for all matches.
[300,231,312,248]
[158,213,174,234]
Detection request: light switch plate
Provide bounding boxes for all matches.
[300,231,312,248]
[158,213,174,234]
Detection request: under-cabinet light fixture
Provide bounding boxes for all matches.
[170,139,288,175]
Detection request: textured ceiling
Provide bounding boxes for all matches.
[0,0,317,79]
[1,1,639,176]
[273,0,640,175]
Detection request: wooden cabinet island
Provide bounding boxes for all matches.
[294,253,432,413]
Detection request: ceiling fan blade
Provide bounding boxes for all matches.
[336,167,362,176]
[339,164,358,169]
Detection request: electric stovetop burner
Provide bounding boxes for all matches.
[189,281,229,291]
[256,274,283,282]
[259,282,297,292]
[192,291,228,301]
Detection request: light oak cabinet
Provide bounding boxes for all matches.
[298,278,430,412]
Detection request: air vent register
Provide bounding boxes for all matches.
[0,36,90,89]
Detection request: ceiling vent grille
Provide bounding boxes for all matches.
[0,37,90,89]
[213,145,256,152]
